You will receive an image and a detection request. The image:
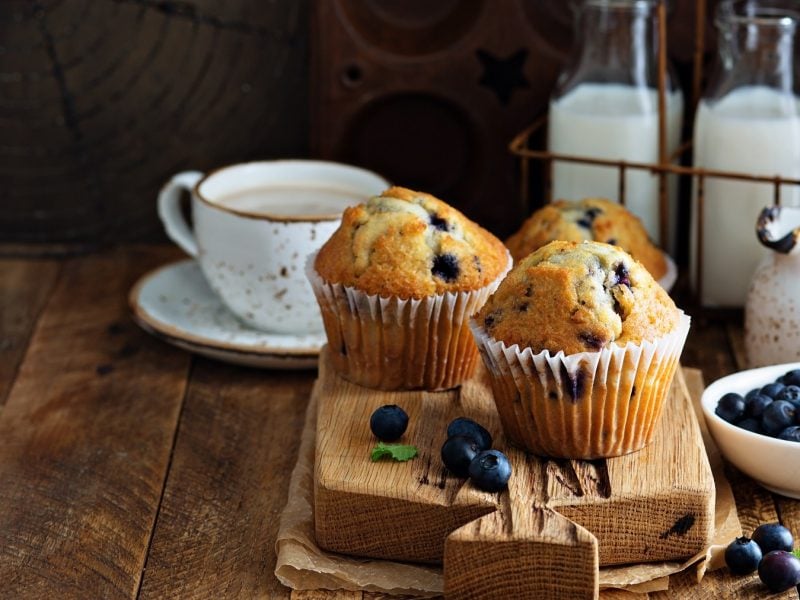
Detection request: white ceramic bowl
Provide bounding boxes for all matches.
[701,362,800,499]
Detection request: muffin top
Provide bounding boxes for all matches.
[314,186,509,298]
[476,240,679,355]
[505,198,667,279]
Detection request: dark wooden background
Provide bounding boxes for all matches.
[0,0,713,252]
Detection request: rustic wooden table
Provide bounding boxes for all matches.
[1,245,798,599]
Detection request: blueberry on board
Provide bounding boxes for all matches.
[737,418,764,434]
[752,523,795,554]
[447,417,493,451]
[782,368,800,387]
[715,392,746,423]
[745,393,773,419]
[778,426,800,442]
[758,550,800,593]
[469,449,512,492]
[441,435,481,478]
[432,253,460,282]
[762,400,797,436]
[369,405,409,442]
[761,382,786,399]
[724,536,762,575]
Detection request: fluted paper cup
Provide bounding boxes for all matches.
[306,251,512,391]
[470,312,690,459]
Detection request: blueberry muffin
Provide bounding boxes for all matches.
[471,240,689,459]
[479,240,678,355]
[308,186,511,390]
[505,198,667,280]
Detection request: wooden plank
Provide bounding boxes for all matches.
[725,321,746,372]
[0,247,190,598]
[137,361,315,599]
[0,258,61,406]
[681,313,739,385]
[314,348,714,577]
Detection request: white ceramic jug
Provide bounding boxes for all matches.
[744,206,800,368]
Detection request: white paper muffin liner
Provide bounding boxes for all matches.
[470,311,691,459]
[306,251,512,391]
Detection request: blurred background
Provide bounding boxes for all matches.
[0,0,710,254]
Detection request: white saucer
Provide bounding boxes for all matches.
[129,260,325,369]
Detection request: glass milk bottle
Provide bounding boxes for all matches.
[548,0,684,253]
[691,1,800,307]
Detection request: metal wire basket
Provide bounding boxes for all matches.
[508,0,800,304]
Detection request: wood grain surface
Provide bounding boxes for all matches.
[137,361,313,599]
[0,258,61,405]
[0,246,798,599]
[314,348,714,582]
[0,247,190,597]
[0,1,309,247]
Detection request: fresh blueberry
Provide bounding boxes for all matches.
[752,523,795,554]
[782,368,800,387]
[745,387,762,402]
[745,393,773,419]
[431,253,460,282]
[468,449,512,492]
[762,401,797,436]
[441,435,481,478]
[778,426,800,442]
[447,417,492,451]
[761,382,786,399]
[369,405,409,441]
[737,418,764,434]
[744,388,761,400]
[777,385,800,402]
[758,550,800,593]
[716,392,746,423]
[724,536,762,575]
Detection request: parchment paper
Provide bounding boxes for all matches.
[274,373,740,596]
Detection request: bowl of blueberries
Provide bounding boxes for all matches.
[701,362,800,499]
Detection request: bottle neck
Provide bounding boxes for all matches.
[569,1,660,89]
[733,25,794,90]
[711,3,799,97]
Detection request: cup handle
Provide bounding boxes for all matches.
[157,171,204,257]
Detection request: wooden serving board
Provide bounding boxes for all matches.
[313,348,715,599]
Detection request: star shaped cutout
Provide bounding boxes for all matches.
[476,48,530,106]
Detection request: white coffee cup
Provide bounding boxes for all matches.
[158,160,389,334]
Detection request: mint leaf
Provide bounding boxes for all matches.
[370,442,418,462]
[793,548,800,560]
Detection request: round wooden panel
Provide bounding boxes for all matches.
[335,0,486,57]
[339,93,482,207]
[0,0,307,247]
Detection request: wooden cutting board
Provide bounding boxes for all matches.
[313,348,715,599]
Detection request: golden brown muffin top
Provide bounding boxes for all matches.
[476,240,679,355]
[314,186,509,298]
[505,198,667,279]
